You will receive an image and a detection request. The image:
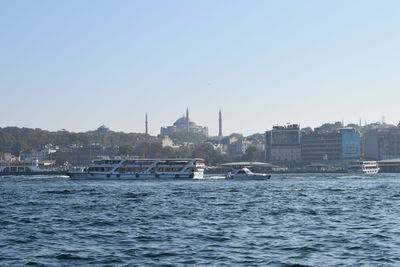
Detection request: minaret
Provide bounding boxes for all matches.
[186,107,190,133]
[218,109,223,139]
[145,113,148,135]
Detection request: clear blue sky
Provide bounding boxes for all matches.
[1,0,399,135]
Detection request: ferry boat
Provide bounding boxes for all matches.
[347,161,380,174]
[0,161,66,176]
[220,162,272,180]
[67,158,206,179]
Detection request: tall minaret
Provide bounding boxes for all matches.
[186,107,190,132]
[145,113,148,135]
[218,109,223,139]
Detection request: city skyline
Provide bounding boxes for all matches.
[2,2,400,266]
[1,1,400,135]
[1,109,394,137]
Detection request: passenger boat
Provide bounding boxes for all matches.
[0,164,44,174]
[67,158,206,179]
[347,161,380,174]
[220,162,272,180]
[0,162,66,176]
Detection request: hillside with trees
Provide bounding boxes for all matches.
[0,127,150,155]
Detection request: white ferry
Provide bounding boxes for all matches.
[347,161,380,174]
[67,158,206,180]
[0,160,65,176]
[0,165,44,174]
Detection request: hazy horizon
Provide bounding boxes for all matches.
[2,1,400,135]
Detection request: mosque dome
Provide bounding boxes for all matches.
[174,116,188,126]
[160,108,209,136]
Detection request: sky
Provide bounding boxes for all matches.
[1,0,400,136]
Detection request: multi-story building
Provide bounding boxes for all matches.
[301,132,341,162]
[265,124,301,166]
[301,128,360,164]
[364,127,400,160]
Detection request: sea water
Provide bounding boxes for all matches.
[1,174,400,266]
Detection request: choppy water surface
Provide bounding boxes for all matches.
[1,174,400,266]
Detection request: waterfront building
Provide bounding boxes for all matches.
[364,126,400,160]
[301,128,360,164]
[364,129,379,160]
[301,132,342,162]
[265,124,301,166]
[341,128,361,159]
[378,159,400,172]
[160,108,209,136]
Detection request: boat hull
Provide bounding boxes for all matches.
[67,172,204,180]
[0,171,67,177]
[226,174,271,180]
[347,169,379,174]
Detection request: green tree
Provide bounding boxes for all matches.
[148,143,162,158]
[118,144,134,155]
[176,146,191,158]
[242,146,263,162]
[133,143,149,157]
[161,147,176,158]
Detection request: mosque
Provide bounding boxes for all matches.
[160,108,211,136]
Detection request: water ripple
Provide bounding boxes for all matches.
[1,174,400,266]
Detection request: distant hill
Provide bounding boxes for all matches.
[0,127,150,155]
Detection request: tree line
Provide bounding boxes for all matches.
[0,127,150,155]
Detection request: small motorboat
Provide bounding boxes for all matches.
[220,162,272,180]
[226,167,271,180]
